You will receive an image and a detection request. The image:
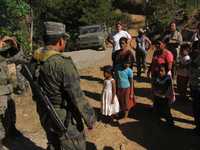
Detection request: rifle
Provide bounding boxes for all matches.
[21,64,78,149]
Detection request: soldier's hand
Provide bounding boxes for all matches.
[1,36,18,49]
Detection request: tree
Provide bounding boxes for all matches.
[0,0,30,53]
[31,0,128,45]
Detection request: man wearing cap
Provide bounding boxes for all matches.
[164,22,183,60]
[0,36,22,149]
[30,21,96,150]
[135,28,151,77]
[163,22,183,78]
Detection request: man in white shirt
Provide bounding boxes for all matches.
[107,21,132,60]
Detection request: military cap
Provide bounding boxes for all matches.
[44,21,70,38]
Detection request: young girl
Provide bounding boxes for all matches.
[177,43,191,100]
[153,64,174,127]
[116,60,136,119]
[101,65,119,121]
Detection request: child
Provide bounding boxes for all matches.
[153,64,174,126]
[177,43,191,100]
[116,60,136,119]
[101,65,119,122]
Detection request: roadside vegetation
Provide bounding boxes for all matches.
[0,0,199,52]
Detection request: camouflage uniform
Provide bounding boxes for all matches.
[7,47,29,94]
[0,43,19,149]
[28,22,96,150]
[190,41,200,134]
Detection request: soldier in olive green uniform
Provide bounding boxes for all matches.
[190,40,200,135]
[28,22,96,150]
[0,37,21,149]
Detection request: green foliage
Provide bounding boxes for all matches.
[146,0,198,30]
[79,0,112,25]
[32,0,128,47]
[0,0,30,54]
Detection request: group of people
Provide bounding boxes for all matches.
[101,22,136,124]
[101,38,136,123]
[148,22,200,132]
[0,19,199,150]
[102,21,200,135]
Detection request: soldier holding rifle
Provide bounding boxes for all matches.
[22,21,96,150]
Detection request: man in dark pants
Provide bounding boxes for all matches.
[190,40,200,135]
[28,21,96,150]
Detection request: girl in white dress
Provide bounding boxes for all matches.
[101,65,119,118]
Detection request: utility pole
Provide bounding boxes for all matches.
[144,0,150,27]
[29,0,33,52]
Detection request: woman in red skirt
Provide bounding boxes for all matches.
[113,37,136,119]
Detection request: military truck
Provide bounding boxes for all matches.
[76,24,108,50]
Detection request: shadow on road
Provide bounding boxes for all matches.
[86,141,97,150]
[119,103,200,150]
[80,75,103,84]
[4,134,44,150]
[134,87,152,100]
[172,97,193,117]
[103,146,114,150]
[83,90,101,102]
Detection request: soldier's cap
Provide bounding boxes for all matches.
[100,65,113,74]
[44,21,70,39]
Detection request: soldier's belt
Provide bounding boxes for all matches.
[0,84,13,95]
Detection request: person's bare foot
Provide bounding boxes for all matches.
[118,117,128,124]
